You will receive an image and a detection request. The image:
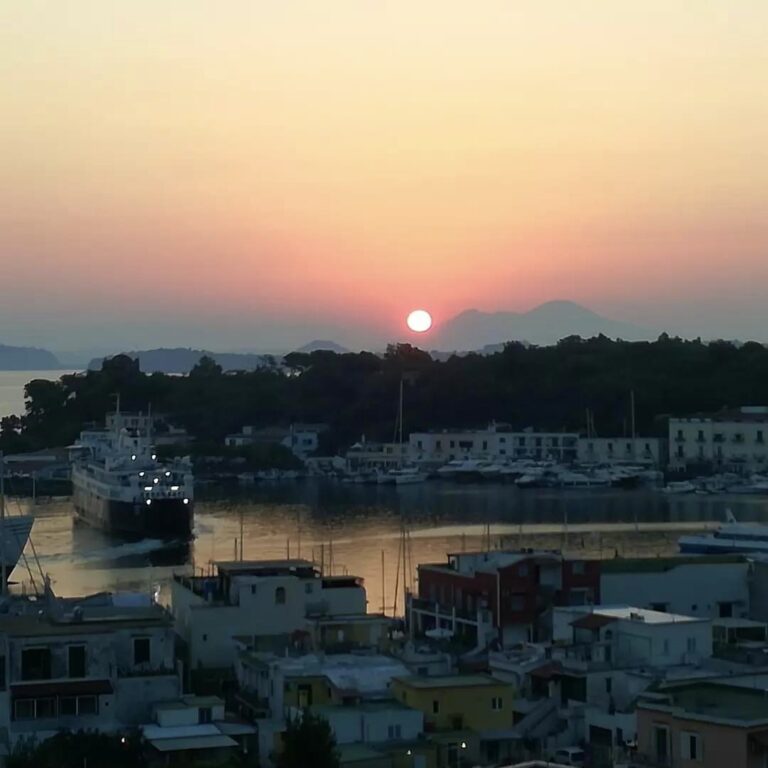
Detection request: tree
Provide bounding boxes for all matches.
[190,355,223,378]
[276,712,339,768]
[6,730,146,768]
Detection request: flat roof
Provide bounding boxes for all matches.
[394,674,507,689]
[601,554,747,573]
[641,682,768,725]
[560,605,701,625]
[0,611,169,637]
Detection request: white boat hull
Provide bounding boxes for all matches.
[1,515,34,581]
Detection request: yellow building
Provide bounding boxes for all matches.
[391,675,515,732]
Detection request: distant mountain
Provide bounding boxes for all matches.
[0,343,62,370]
[88,348,267,374]
[433,300,655,350]
[293,340,350,354]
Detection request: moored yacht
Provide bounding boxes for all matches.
[71,412,193,539]
[679,511,768,554]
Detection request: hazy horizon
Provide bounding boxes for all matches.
[3,2,768,351]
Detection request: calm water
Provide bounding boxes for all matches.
[7,482,768,611]
[0,370,79,418]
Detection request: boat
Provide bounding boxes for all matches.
[389,467,427,485]
[556,470,611,489]
[70,412,193,539]
[0,453,35,582]
[387,378,426,487]
[679,511,768,554]
[661,480,696,495]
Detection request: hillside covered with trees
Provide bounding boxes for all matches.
[1,335,767,454]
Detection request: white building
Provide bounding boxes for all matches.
[346,440,408,471]
[225,424,327,459]
[408,425,579,465]
[576,437,666,467]
[170,560,379,670]
[0,592,181,748]
[668,406,768,472]
[552,606,712,667]
[600,555,750,620]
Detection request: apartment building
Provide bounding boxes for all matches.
[408,426,579,464]
[668,406,768,472]
[0,592,181,748]
[635,681,768,767]
[409,550,600,647]
[575,436,667,468]
[170,560,379,671]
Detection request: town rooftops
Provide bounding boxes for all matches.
[639,681,768,726]
[421,549,565,577]
[672,406,768,424]
[243,652,409,695]
[393,674,508,689]
[214,558,315,575]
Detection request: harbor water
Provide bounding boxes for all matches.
[8,481,768,609]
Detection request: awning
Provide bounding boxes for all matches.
[149,735,238,752]
[11,680,113,698]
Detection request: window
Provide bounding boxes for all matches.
[60,697,77,716]
[77,695,97,716]
[68,645,86,679]
[199,707,212,724]
[687,637,697,654]
[133,637,151,666]
[680,731,701,761]
[662,639,670,656]
[21,648,51,681]
[387,724,402,739]
[491,696,503,710]
[605,677,612,694]
[14,700,35,720]
[432,700,440,714]
[436,440,442,450]
[607,442,613,454]
[572,561,585,576]
[36,698,56,718]
[275,586,286,604]
[758,431,765,444]
[653,725,670,762]
[250,585,256,595]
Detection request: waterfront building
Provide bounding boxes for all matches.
[0,592,181,749]
[575,436,667,468]
[105,412,191,446]
[599,554,751,620]
[224,423,327,458]
[408,425,579,465]
[345,439,408,471]
[668,406,768,472]
[408,550,600,647]
[634,680,768,767]
[170,560,383,674]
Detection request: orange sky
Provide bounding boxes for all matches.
[2,1,768,349]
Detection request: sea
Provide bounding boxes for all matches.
[0,369,79,419]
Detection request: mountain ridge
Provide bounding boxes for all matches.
[0,343,62,370]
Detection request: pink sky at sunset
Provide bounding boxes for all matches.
[2,1,768,351]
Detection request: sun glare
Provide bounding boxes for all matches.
[407,309,433,333]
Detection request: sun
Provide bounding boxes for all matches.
[406,309,433,333]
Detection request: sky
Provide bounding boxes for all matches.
[2,1,768,353]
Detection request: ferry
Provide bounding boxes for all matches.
[678,511,768,555]
[71,413,193,539]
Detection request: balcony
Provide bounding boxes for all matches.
[713,434,725,443]
[733,435,745,444]
[674,436,685,443]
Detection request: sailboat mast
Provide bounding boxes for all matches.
[399,377,404,467]
[0,450,6,595]
[630,390,637,460]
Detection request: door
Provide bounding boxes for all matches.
[654,725,669,764]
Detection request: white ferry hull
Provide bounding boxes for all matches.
[72,471,192,539]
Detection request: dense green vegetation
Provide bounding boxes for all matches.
[276,712,339,768]
[2,335,767,455]
[7,730,145,768]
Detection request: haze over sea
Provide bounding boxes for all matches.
[0,370,77,420]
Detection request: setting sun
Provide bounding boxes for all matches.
[407,310,433,333]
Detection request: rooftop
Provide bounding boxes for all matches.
[394,674,508,690]
[560,605,702,625]
[600,554,746,574]
[641,682,768,725]
[243,652,409,695]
